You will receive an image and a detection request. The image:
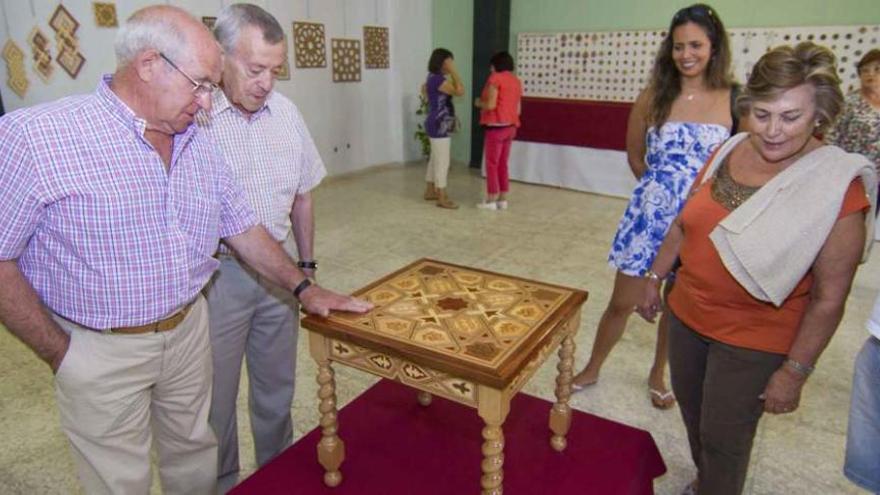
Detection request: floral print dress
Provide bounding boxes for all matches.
[826,91,880,170]
[608,122,731,276]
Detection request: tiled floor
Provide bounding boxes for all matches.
[0,162,874,494]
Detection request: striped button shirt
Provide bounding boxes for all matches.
[198,90,326,251]
[0,76,257,329]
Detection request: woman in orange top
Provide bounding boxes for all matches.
[637,42,877,495]
[474,51,522,210]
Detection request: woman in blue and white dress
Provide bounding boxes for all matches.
[572,3,738,410]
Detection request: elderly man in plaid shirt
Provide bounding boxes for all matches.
[196,5,331,492]
[0,6,369,495]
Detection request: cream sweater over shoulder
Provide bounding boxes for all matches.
[699,133,877,307]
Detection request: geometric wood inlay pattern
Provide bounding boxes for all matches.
[363,25,389,69]
[331,38,361,82]
[315,259,576,369]
[275,35,291,81]
[92,2,118,28]
[293,21,326,68]
[3,39,29,97]
[50,4,86,79]
[328,339,478,406]
[28,28,54,83]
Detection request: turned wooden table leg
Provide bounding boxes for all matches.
[478,387,510,495]
[417,391,433,406]
[310,333,345,487]
[550,330,577,452]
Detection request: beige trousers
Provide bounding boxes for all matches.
[426,137,452,188]
[53,296,217,495]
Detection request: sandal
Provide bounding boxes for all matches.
[649,388,676,409]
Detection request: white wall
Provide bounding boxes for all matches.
[0,0,431,174]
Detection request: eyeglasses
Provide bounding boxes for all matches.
[159,52,219,97]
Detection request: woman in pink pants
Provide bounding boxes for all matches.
[475,51,522,210]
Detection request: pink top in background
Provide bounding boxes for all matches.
[479,71,522,127]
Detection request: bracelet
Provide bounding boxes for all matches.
[784,358,814,377]
[297,260,318,270]
[292,278,313,300]
[644,270,663,283]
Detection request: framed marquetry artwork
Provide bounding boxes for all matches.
[92,2,118,28]
[276,60,290,80]
[50,4,86,79]
[3,40,29,97]
[363,25,389,69]
[28,28,54,82]
[293,21,326,68]
[331,38,361,82]
[518,24,880,102]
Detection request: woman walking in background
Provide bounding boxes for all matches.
[422,48,464,209]
[572,4,738,409]
[474,51,522,210]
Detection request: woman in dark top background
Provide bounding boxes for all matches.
[422,48,464,209]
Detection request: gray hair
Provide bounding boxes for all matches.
[114,9,189,67]
[213,3,285,55]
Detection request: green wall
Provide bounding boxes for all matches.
[510,0,880,34]
[432,0,474,165]
[432,0,880,164]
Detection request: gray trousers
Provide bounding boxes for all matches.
[668,312,785,495]
[205,242,299,493]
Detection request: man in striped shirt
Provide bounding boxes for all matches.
[0,6,369,494]
[196,5,329,491]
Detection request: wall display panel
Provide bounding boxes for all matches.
[293,21,327,68]
[29,28,54,83]
[331,38,361,82]
[50,4,86,79]
[274,35,291,81]
[3,40,28,98]
[517,33,558,98]
[92,2,118,28]
[519,24,880,102]
[364,26,389,69]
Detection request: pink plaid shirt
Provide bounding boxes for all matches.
[198,90,326,251]
[0,76,257,329]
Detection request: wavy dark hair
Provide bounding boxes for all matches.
[428,48,453,74]
[648,3,733,127]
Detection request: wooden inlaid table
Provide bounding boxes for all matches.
[301,259,589,495]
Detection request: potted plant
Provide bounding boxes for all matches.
[414,93,430,160]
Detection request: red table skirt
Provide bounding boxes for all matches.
[516,97,633,151]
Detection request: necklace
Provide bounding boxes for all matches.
[686,93,695,101]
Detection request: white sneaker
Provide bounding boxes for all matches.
[476,201,498,210]
[496,200,508,210]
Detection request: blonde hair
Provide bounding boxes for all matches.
[736,42,843,134]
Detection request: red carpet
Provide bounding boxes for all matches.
[232,380,666,494]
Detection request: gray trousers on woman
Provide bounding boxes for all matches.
[206,241,299,494]
[668,312,785,495]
